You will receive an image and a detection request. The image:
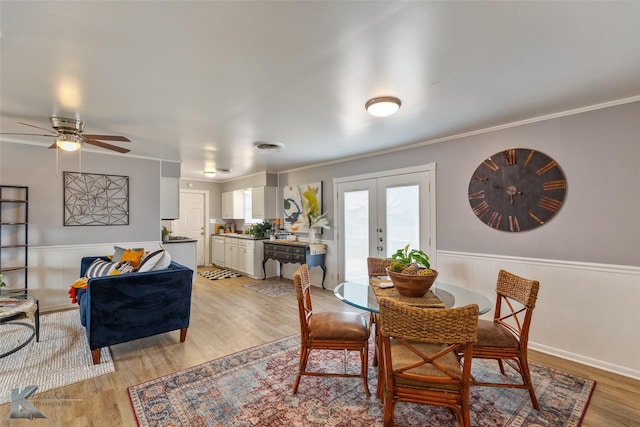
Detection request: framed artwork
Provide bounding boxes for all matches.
[283,181,322,233]
[63,172,129,226]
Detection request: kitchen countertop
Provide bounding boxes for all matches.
[164,238,197,243]
[212,233,267,240]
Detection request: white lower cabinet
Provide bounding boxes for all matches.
[244,240,255,277]
[213,236,226,267]
[221,236,266,279]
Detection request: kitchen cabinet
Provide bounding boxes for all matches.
[221,190,244,219]
[244,240,255,276]
[251,186,277,219]
[212,235,226,267]
[224,239,238,270]
[160,177,180,220]
[219,235,273,279]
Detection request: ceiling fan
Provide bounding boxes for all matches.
[1,116,131,153]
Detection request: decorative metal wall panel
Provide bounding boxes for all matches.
[63,172,129,226]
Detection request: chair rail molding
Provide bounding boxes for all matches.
[437,250,640,380]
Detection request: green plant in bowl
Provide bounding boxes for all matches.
[390,244,431,271]
[387,244,438,297]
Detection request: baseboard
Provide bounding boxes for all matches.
[530,342,640,380]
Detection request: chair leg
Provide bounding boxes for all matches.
[383,391,395,427]
[498,359,506,374]
[361,344,370,397]
[293,347,310,394]
[518,355,540,410]
[91,348,101,365]
[180,327,188,342]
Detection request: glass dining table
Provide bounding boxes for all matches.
[334,278,493,315]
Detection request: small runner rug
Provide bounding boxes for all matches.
[128,335,595,427]
[0,309,114,405]
[198,268,242,281]
[243,280,296,297]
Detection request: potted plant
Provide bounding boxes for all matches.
[161,226,172,242]
[387,244,438,297]
[246,220,272,238]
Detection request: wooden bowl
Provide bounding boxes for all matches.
[386,268,438,297]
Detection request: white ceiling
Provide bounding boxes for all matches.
[1,1,639,181]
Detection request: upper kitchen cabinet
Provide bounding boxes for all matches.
[222,189,244,219]
[251,186,277,219]
[161,161,180,220]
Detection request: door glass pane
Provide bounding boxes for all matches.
[344,190,369,280]
[386,185,420,257]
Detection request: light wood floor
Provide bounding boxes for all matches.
[1,271,639,426]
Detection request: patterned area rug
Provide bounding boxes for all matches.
[198,268,242,281]
[129,335,595,426]
[243,280,296,297]
[0,309,114,405]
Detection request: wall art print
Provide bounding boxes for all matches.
[63,172,129,226]
[283,181,322,233]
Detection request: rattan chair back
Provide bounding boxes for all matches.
[378,297,479,427]
[367,257,393,277]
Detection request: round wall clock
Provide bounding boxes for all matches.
[468,148,567,232]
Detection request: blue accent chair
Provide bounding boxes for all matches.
[76,256,193,364]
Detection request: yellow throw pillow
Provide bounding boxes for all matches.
[120,249,145,268]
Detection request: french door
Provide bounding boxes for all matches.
[336,165,435,282]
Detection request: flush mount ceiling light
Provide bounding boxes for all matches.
[55,134,82,151]
[203,170,216,177]
[254,141,285,151]
[365,96,401,117]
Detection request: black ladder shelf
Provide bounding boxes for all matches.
[0,185,29,292]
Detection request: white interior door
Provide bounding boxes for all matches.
[336,166,435,282]
[173,191,208,266]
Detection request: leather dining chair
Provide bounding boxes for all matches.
[292,264,371,396]
[471,269,541,409]
[378,297,479,427]
[367,257,393,368]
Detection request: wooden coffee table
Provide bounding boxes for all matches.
[0,292,40,358]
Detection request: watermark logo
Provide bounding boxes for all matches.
[10,386,47,419]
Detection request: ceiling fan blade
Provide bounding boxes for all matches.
[84,139,130,153]
[82,134,130,142]
[0,132,56,137]
[17,122,58,135]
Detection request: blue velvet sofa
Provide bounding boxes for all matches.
[77,256,193,364]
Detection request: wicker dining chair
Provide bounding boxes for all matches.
[367,257,393,369]
[367,257,393,278]
[471,269,541,410]
[379,298,479,427]
[292,264,371,396]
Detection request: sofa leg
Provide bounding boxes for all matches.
[91,348,101,365]
[180,327,188,342]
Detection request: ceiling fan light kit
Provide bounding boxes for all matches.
[55,134,82,151]
[365,96,401,117]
